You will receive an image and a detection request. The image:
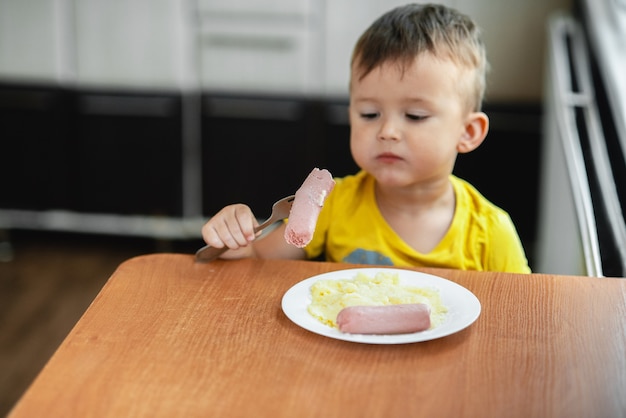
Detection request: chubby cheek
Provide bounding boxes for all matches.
[349,119,380,164]
[349,128,368,169]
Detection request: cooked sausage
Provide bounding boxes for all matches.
[284,168,335,248]
[336,303,431,335]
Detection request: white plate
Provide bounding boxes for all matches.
[281,268,481,344]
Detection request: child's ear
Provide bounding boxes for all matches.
[457,111,489,154]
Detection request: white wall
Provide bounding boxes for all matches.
[462,0,573,102]
[0,0,63,81]
[0,0,572,101]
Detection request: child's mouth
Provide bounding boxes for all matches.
[376,152,403,163]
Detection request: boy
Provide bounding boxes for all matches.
[202,3,531,273]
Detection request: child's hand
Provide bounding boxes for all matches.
[201,204,260,252]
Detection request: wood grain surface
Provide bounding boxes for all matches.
[8,254,626,418]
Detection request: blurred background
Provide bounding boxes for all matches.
[0,0,569,249]
[2,0,626,414]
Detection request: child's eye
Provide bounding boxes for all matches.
[360,113,379,120]
[406,114,427,121]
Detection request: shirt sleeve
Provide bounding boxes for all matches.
[486,211,532,273]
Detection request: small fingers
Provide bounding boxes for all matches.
[202,204,259,250]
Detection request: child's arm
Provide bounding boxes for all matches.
[201,204,305,260]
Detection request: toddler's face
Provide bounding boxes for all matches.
[349,54,473,189]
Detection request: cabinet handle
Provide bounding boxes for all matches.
[78,95,177,117]
[0,90,57,111]
[203,97,301,120]
[202,34,295,51]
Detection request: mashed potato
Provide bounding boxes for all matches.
[308,271,447,329]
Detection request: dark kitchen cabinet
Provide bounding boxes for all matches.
[1,84,183,217]
[0,84,73,210]
[201,95,325,216]
[322,101,358,178]
[74,91,183,216]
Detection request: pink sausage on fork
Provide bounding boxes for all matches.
[284,168,335,248]
[336,303,431,335]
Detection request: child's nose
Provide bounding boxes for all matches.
[377,118,400,141]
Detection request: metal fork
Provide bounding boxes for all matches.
[195,195,295,263]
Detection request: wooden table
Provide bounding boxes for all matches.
[8,254,626,418]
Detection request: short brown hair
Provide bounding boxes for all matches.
[351,3,488,111]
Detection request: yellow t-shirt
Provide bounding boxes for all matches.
[304,171,531,273]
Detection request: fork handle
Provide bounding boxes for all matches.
[195,245,229,263]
